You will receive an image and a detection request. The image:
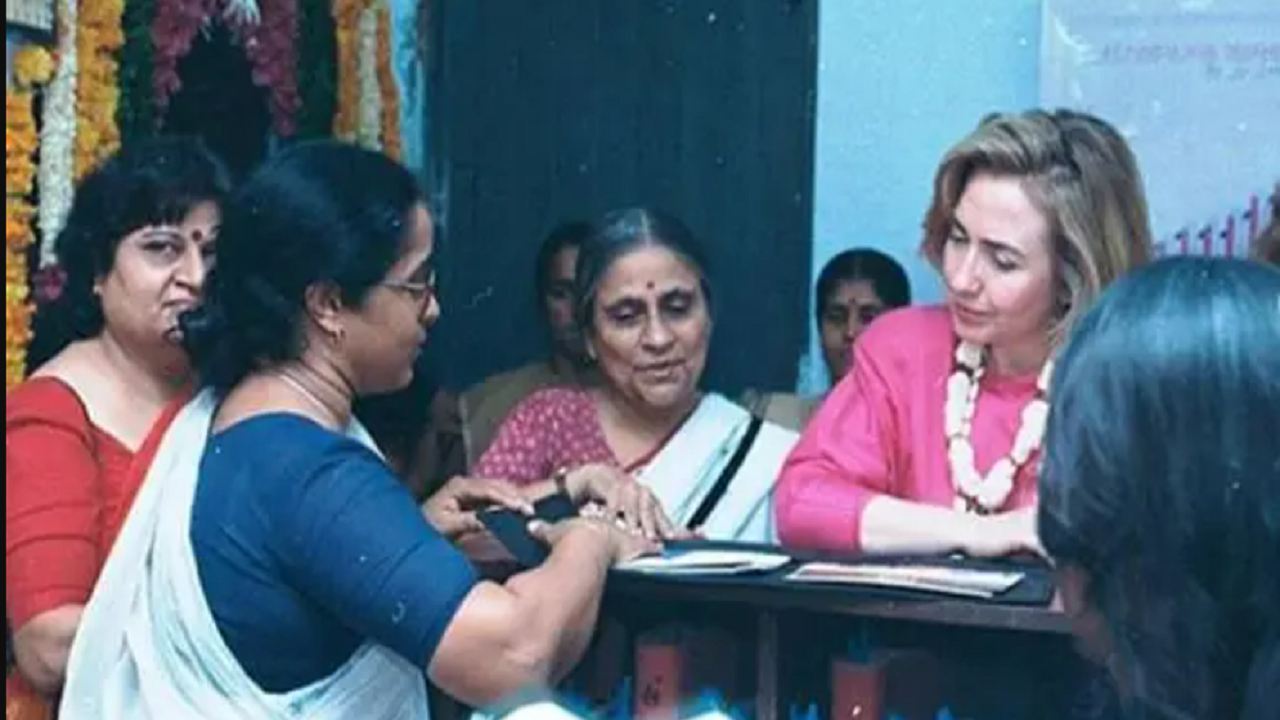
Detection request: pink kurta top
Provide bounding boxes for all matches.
[775,306,1041,552]
[472,387,618,482]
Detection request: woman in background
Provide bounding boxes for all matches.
[461,221,597,465]
[777,109,1151,555]
[743,248,911,431]
[477,208,798,542]
[6,137,229,708]
[1040,257,1279,720]
[815,248,912,385]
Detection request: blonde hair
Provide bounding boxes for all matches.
[921,109,1153,347]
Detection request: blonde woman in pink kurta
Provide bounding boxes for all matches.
[776,109,1153,556]
[777,306,1042,552]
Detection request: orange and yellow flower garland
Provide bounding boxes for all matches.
[375,2,401,161]
[6,47,55,391]
[335,0,401,157]
[73,0,125,179]
[332,0,372,141]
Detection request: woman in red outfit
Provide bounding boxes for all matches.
[5,137,230,709]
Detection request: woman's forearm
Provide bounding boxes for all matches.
[430,526,613,706]
[858,495,978,555]
[504,528,612,681]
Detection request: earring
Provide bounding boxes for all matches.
[330,325,346,345]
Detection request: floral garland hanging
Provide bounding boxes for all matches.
[332,0,373,141]
[228,0,301,137]
[355,3,382,150]
[74,0,126,179]
[37,0,80,269]
[151,0,218,121]
[375,2,401,160]
[6,48,55,390]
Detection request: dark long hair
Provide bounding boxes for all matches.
[1039,257,1280,720]
[181,141,423,391]
[574,208,712,333]
[25,136,231,370]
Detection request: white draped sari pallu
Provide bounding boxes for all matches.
[638,393,798,543]
[59,390,430,720]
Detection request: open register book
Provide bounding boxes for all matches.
[784,562,1024,599]
[616,549,791,576]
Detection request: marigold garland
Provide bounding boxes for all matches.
[6,49,51,391]
[375,2,401,160]
[74,0,126,179]
[332,0,373,141]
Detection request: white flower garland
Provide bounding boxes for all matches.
[37,0,79,269]
[356,4,382,151]
[944,340,1053,514]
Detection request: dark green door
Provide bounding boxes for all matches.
[428,0,816,394]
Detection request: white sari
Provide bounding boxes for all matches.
[59,390,430,720]
[637,393,798,543]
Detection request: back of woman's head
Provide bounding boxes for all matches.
[1039,257,1280,720]
[26,136,230,369]
[574,208,712,332]
[922,108,1153,347]
[182,141,423,391]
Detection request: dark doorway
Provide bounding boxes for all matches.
[426,0,817,394]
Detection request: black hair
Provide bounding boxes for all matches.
[25,136,231,370]
[814,248,911,321]
[181,141,424,391]
[1039,257,1280,720]
[574,208,711,332]
[534,221,592,304]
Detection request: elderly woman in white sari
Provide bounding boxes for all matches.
[474,208,799,543]
[56,143,664,720]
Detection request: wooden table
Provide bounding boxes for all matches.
[601,562,1086,720]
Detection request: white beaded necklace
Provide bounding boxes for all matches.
[944,340,1053,514]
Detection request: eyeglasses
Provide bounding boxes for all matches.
[380,272,437,317]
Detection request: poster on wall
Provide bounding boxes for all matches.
[1040,0,1279,257]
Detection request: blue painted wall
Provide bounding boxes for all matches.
[801,0,1042,393]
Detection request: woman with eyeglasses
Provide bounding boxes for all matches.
[776,109,1152,557]
[57,142,659,720]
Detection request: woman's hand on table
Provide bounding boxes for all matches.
[528,516,662,564]
[963,507,1045,558]
[564,464,681,541]
[423,476,535,541]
